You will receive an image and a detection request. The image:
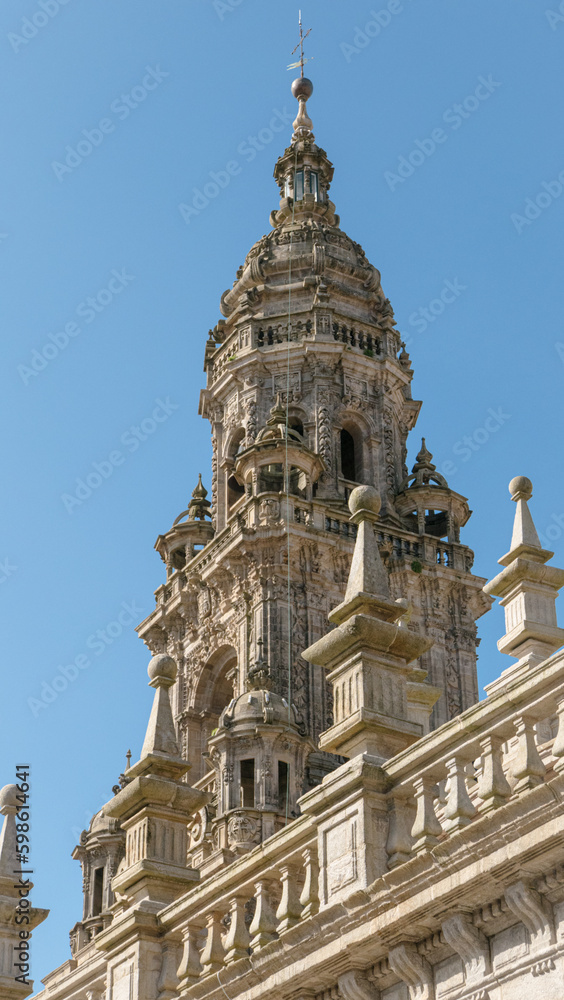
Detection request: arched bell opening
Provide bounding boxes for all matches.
[340,429,357,482]
[189,645,238,779]
[338,418,367,489]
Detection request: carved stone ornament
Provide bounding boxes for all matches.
[227,812,258,847]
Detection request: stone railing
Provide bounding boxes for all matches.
[162,816,318,987]
[149,498,474,617]
[383,646,564,868]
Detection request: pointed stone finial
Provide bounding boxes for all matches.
[125,749,132,770]
[484,477,564,683]
[0,785,19,879]
[413,438,435,473]
[303,483,437,760]
[188,473,211,521]
[267,393,287,425]
[338,485,390,613]
[140,654,181,760]
[507,476,541,552]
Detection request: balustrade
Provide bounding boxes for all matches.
[176,845,318,984]
[385,664,564,869]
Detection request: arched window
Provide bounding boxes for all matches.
[340,429,357,481]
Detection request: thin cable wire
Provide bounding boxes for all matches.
[284,143,299,826]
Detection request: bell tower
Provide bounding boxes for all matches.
[137,73,491,815]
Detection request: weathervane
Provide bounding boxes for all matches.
[287,10,312,77]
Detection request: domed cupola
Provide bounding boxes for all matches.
[155,473,215,576]
[70,805,124,955]
[233,394,325,500]
[395,438,470,542]
[197,641,315,871]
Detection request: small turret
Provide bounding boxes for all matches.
[396,437,470,542]
[191,641,315,876]
[155,474,214,576]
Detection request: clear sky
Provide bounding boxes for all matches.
[1,0,563,986]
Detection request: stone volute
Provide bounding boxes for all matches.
[302,485,439,761]
[484,477,564,687]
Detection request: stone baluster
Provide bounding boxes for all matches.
[157,940,180,999]
[200,911,225,976]
[443,756,476,832]
[249,879,278,950]
[299,847,320,918]
[411,776,442,853]
[477,734,511,810]
[276,863,302,931]
[386,792,413,868]
[551,697,564,772]
[177,926,203,989]
[223,896,251,964]
[511,715,545,792]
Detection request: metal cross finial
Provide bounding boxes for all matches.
[287,10,312,76]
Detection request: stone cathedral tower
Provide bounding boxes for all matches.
[30,68,564,1000]
[138,76,491,813]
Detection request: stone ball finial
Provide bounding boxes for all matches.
[147,653,177,686]
[509,476,533,502]
[348,485,381,517]
[0,784,20,814]
[291,76,313,101]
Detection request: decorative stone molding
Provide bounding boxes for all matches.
[338,969,380,1000]
[388,943,433,1000]
[441,913,490,985]
[504,881,555,952]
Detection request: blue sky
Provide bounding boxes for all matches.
[1,0,563,986]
